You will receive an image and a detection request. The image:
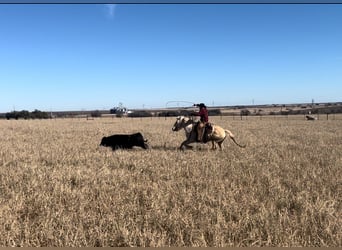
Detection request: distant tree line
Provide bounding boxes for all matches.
[4,110,50,120]
[157,109,222,117]
[269,106,342,116]
[157,110,191,117]
[90,110,102,118]
[128,110,153,118]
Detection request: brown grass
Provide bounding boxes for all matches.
[0,116,341,247]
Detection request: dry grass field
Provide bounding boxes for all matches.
[0,115,341,247]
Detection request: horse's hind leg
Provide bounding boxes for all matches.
[218,141,224,151]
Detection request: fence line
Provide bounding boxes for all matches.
[5,113,339,121]
[93,113,342,121]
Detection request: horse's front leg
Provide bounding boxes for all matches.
[180,140,193,150]
[211,141,217,150]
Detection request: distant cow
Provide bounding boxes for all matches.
[100,132,149,150]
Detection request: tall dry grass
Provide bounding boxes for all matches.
[0,116,341,246]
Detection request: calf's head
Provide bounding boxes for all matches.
[100,137,108,147]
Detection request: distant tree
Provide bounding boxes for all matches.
[208,109,222,116]
[5,110,50,119]
[31,109,49,119]
[128,110,152,117]
[91,110,101,118]
[240,109,250,116]
[158,111,179,117]
[6,111,16,120]
[19,110,30,119]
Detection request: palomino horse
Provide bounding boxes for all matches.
[171,116,246,150]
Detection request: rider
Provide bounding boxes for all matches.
[193,103,209,142]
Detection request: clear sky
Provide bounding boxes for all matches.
[0,4,341,112]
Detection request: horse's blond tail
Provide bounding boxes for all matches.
[225,130,246,148]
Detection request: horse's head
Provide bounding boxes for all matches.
[172,116,192,132]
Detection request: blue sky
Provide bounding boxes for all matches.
[0,4,341,112]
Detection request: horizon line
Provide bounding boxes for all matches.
[1,100,342,114]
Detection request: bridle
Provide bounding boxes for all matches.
[172,116,195,132]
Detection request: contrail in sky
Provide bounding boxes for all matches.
[106,4,116,19]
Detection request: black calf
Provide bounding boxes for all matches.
[100,132,149,150]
